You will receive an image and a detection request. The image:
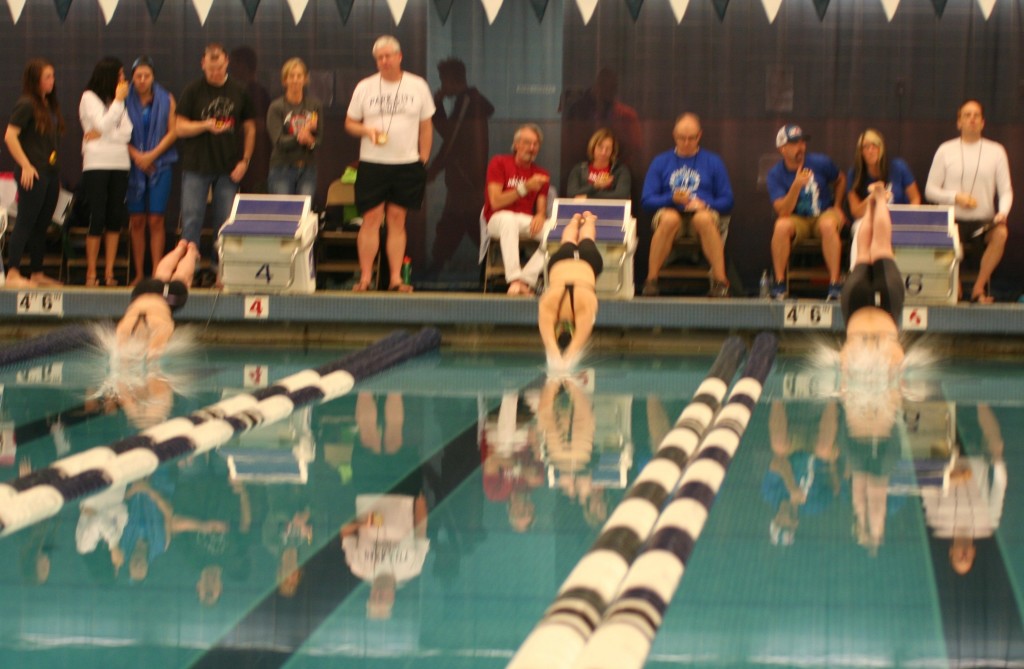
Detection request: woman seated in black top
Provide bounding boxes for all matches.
[116,239,198,360]
[538,211,603,371]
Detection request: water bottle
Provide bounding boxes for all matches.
[401,256,412,285]
[759,270,770,298]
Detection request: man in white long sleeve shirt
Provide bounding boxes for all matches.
[925,99,1013,303]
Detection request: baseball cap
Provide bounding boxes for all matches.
[775,124,809,148]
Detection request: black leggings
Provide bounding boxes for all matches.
[8,168,59,274]
[841,258,904,324]
[82,169,129,235]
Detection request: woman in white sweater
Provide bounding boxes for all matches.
[79,58,132,286]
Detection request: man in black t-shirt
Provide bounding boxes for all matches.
[175,43,256,271]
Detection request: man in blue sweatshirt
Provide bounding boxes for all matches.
[641,113,734,297]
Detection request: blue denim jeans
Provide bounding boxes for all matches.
[267,165,317,198]
[180,171,239,267]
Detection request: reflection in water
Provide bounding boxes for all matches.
[2,349,1022,666]
[763,400,840,547]
[340,391,430,620]
[919,403,1006,575]
[480,390,544,533]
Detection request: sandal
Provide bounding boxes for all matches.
[105,275,118,287]
[389,283,413,293]
[85,274,99,287]
[352,280,371,292]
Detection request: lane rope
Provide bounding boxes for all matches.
[572,331,778,669]
[508,336,748,669]
[0,327,441,537]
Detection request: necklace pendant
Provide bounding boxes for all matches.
[376,132,388,145]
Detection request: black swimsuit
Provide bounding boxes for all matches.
[130,278,189,313]
[547,239,604,278]
[840,258,904,325]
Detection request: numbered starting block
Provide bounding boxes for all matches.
[542,199,637,299]
[890,205,960,305]
[217,195,317,293]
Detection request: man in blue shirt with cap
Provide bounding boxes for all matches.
[767,124,846,300]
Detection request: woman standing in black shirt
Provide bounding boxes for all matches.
[4,58,65,288]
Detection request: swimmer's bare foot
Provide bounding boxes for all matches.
[30,272,62,287]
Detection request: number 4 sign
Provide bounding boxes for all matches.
[244,295,270,319]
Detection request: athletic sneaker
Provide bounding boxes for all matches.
[826,282,843,301]
[769,281,787,300]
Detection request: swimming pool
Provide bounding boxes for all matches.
[0,340,1020,668]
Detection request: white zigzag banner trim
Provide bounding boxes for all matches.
[976,0,995,19]
[575,0,598,24]
[7,0,26,23]
[98,0,118,24]
[192,0,213,25]
[668,0,690,23]
[286,0,308,25]
[762,0,782,23]
[385,0,408,24]
[880,0,899,20]
[480,0,502,24]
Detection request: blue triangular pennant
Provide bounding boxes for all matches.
[144,0,164,21]
[930,0,948,16]
[241,0,259,22]
[625,0,643,20]
[529,0,549,21]
[433,0,454,23]
[712,0,729,20]
[54,0,72,21]
[812,0,829,20]
[335,0,354,23]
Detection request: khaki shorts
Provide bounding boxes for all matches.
[652,207,722,240]
[789,211,842,244]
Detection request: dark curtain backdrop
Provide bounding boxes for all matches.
[1,0,1022,293]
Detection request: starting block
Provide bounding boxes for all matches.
[542,199,637,298]
[890,205,959,305]
[851,205,959,305]
[220,401,316,485]
[217,195,317,293]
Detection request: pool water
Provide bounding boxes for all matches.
[0,341,1021,668]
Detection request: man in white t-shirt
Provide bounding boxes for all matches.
[925,100,1013,303]
[340,492,430,619]
[345,35,435,292]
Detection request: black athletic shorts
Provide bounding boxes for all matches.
[354,161,427,214]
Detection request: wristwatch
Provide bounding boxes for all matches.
[516,183,528,198]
